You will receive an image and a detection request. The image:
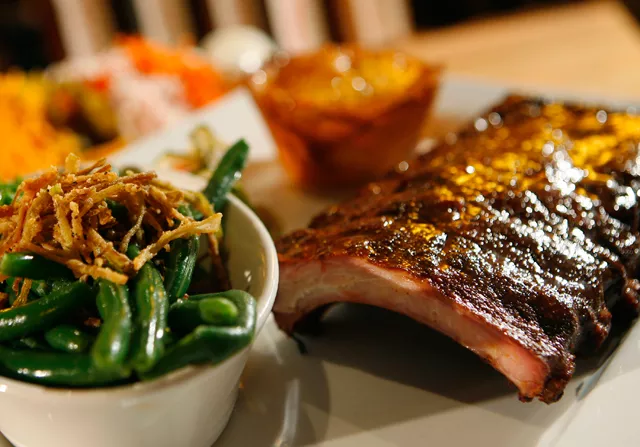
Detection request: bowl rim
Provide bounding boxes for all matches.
[0,193,279,401]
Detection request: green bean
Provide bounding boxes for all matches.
[5,278,47,306]
[199,297,239,326]
[5,277,18,306]
[164,237,199,303]
[188,290,252,304]
[9,335,51,351]
[162,328,177,347]
[0,253,74,280]
[169,296,239,335]
[164,206,200,303]
[167,300,201,335]
[0,178,20,206]
[0,281,91,342]
[106,199,128,222]
[144,289,255,379]
[51,279,74,292]
[127,245,169,373]
[30,280,50,297]
[189,206,204,221]
[202,139,249,212]
[0,346,130,387]
[92,280,132,371]
[45,324,94,354]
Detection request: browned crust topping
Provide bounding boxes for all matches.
[0,154,221,284]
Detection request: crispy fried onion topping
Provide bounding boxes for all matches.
[0,155,222,285]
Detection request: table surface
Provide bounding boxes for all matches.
[396,0,640,101]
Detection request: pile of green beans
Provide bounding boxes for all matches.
[0,139,257,387]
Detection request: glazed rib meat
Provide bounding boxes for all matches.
[273,96,640,403]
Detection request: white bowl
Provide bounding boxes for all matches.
[0,193,279,447]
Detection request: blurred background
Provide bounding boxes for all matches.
[1,0,640,189]
[2,0,640,70]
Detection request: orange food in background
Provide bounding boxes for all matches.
[0,73,125,181]
[250,45,441,190]
[83,75,111,93]
[0,37,228,181]
[0,73,84,181]
[120,36,227,108]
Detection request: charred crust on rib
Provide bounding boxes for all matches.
[274,95,640,403]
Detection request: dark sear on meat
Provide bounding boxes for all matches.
[273,96,640,403]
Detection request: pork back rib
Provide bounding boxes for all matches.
[273,96,640,403]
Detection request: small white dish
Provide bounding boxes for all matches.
[0,190,279,447]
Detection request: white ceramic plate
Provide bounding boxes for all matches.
[3,76,640,447]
